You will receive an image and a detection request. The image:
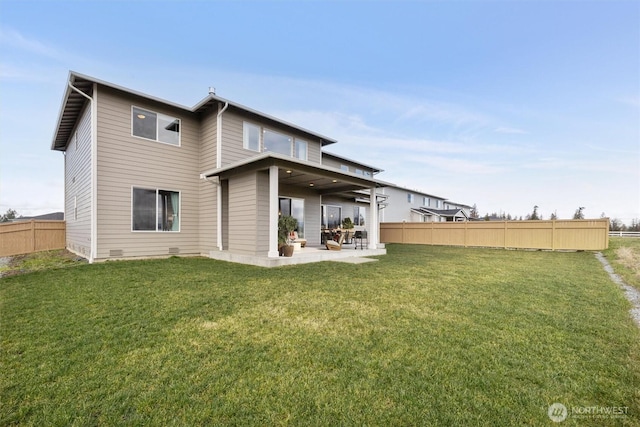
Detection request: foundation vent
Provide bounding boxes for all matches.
[169,247,180,255]
[109,249,123,257]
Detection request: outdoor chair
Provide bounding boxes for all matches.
[291,231,307,248]
[325,232,345,251]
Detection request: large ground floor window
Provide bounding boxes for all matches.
[353,206,366,226]
[132,187,180,231]
[279,197,305,237]
[322,205,342,229]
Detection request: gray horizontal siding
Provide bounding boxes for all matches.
[65,103,92,257]
[199,110,218,253]
[227,172,258,255]
[221,111,324,167]
[94,87,201,260]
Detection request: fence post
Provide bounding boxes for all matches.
[504,221,508,249]
[464,220,468,247]
[402,221,406,243]
[31,220,36,253]
[552,220,556,251]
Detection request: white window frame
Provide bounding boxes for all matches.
[243,121,261,152]
[408,193,414,203]
[424,197,430,207]
[131,106,181,146]
[243,120,312,160]
[131,186,181,232]
[280,196,305,238]
[353,206,366,226]
[263,128,292,156]
[322,204,342,229]
[294,139,308,161]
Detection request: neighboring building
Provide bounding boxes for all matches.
[51,72,469,264]
[380,186,470,222]
[9,212,65,222]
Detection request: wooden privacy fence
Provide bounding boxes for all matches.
[0,220,66,257]
[380,219,609,251]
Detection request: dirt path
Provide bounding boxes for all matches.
[596,252,640,329]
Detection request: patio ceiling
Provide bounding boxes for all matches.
[204,153,392,195]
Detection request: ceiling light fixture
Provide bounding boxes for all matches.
[309,183,314,187]
[137,114,146,119]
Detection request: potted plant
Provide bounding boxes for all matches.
[341,217,354,230]
[278,215,298,257]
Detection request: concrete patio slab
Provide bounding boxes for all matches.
[208,245,386,268]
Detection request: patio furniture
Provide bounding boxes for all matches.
[325,232,345,251]
[354,230,368,249]
[291,231,307,248]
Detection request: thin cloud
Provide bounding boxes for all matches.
[494,126,527,135]
[0,28,62,59]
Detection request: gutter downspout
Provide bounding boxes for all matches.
[68,81,98,263]
[216,101,229,251]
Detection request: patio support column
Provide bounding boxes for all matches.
[268,166,280,258]
[369,186,378,249]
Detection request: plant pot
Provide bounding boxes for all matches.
[282,245,295,257]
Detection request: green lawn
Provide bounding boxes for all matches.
[2,245,639,426]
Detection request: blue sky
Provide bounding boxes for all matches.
[1,0,638,223]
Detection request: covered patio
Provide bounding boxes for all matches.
[202,152,391,265]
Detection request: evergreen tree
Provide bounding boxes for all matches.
[470,204,479,219]
[530,205,540,220]
[573,207,585,220]
[0,209,18,223]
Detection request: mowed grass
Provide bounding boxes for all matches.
[1,245,639,426]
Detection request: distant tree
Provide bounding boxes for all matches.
[550,211,558,220]
[609,218,624,231]
[470,204,480,219]
[529,205,540,221]
[573,207,585,220]
[0,209,18,223]
[629,219,640,232]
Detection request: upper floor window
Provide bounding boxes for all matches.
[243,121,310,161]
[295,139,308,161]
[408,193,414,203]
[264,129,292,156]
[424,197,430,206]
[436,200,442,208]
[243,122,260,151]
[132,106,180,146]
[340,165,349,172]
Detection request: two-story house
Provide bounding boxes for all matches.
[51,72,390,265]
[380,186,471,223]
